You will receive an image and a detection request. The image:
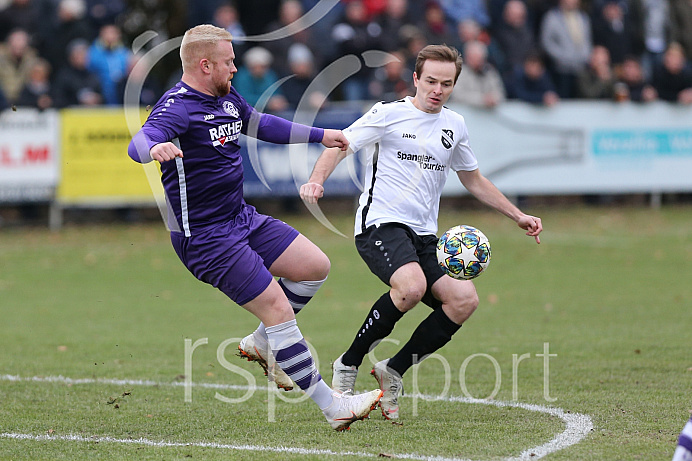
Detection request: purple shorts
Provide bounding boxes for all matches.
[170,204,299,306]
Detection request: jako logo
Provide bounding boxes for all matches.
[204,114,214,121]
[402,133,416,139]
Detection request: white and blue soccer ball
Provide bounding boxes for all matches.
[437,225,491,280]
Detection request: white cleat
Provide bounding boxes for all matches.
[371,359,403,420]
[332,353,359,393]
[323,389,383,431]
[237,334,294,391]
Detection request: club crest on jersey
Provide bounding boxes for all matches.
[223,101,239,118]
[441,129,454,149]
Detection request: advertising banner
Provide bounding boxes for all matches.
[241,108,364,197]
[0,109,59,202]
[58,108,164,204]
[443,101,692,196]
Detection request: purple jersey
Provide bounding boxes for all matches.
[127,81,326,305]
[128,81,323,236]
[142,82,254,235]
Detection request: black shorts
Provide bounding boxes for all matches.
[355,223,445,309]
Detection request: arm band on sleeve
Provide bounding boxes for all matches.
[254,113,324,144]
[127,130,158,164]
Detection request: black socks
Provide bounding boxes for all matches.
[342,291,404,367]
[387,307,462,376]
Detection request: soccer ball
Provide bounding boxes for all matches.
[437,225,491,280]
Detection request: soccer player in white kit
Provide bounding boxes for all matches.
[301,44,543,421]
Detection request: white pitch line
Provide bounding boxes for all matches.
[1,374,592,460]
[0,432,383,459]
[0,374,260,391]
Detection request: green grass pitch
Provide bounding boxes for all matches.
[0,204,690,460]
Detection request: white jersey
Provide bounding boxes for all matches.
[344,97,478,236]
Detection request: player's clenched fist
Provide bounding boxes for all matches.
[321,129,349,151]
[300,182,324,204]
[150,142,183,162]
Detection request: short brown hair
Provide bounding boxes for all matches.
[415,44,463,83]
[180,24,233,73]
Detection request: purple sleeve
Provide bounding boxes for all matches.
[128,130,158,163]
[244,111,324,144]
[127,94,190,163]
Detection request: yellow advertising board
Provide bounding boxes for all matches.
[58,108,164,204]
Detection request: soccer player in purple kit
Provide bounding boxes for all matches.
[674,413,692,460]
[127,24,382,431]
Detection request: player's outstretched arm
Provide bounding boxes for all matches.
[457,169,542,243]
[300,146,351,204]
[248,113,346,150]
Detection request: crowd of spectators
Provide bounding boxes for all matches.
[0,0,691,112]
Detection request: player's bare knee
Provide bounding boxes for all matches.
[300,250,330,281]
[391,280,426,311]
[465,291,480,315]
[453,291,479,320]
[313,252,331,280]
[442,284,478,322]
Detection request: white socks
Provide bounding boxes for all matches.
[264,319,334,410]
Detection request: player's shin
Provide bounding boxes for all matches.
[387,307,461,376]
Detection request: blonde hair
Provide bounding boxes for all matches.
[180,24,233,73]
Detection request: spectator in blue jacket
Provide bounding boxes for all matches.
[87,23,130,105]
[508,51,560,106]
[615,55,657,102]
[439,0,491,29]
[652,42,692,104]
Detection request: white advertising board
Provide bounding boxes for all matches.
[444,101,692,195]
[0,109,60,202]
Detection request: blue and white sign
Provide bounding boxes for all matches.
[242,109,364,197]
[443,101,692,195]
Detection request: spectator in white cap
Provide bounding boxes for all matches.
[232,46,288,112]
[282,43,329,111]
